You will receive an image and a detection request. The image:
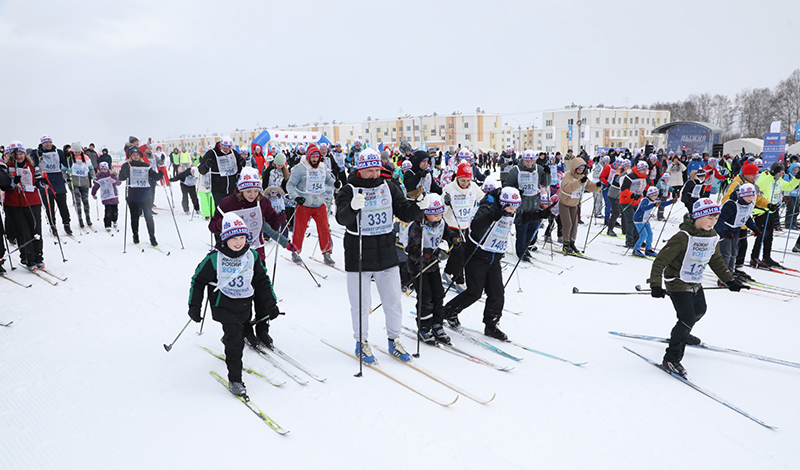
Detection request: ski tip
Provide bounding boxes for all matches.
[163,344,172,352]
[634,284,643,291]
[572,287,579,294]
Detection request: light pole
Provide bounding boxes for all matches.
[513,118,521,152]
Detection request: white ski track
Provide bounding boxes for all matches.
[0,273,33,288]
[460,327,587,367]
[209,371,290,435]
[624,347,776,430]
[321,339,459,407]
[266,345,327,382]
[400,326,514,371]
[250,344,309,385]
[200,346,287,387]
[609,332,800,370]
[374,345,496,404]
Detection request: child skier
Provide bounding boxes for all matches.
[187,212,281,397]
[90,162,122,232]
[648,198,747,377]
[405,194,460,344]
[714,183,760,280]
[631,186,675,257]
[443,187,521,341]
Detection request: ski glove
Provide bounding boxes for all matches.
[350,192,366,211]
[650,285,666,298]
[767,203,779,212]
[726,278,748,292]
[580,176,588,183]
[443,193,452,206]
[631,194,642,200]
[188,306,202,323]
[265,304,282,321]
[416,194,430,210]
[294,196,306,206]
[12,175,21,185]
[285,242,297,252]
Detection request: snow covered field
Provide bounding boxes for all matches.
[2,176,799,470]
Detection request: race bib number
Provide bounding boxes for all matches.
[98,178,116,202]
[679,232,719,283]
[480,216,512,254]
[356,183,394,236]
[631,178,646,195]
[733,201,754,227]
[305,167,325,195]
[232,207,264,249]
[72,162,89,178]
[450,191,477,226]
[216,152,238,177]
[217,251,255,299]
[14,167,35,192]
[130,166,150,188]
[41,151,60,173]
[518,170,539,196]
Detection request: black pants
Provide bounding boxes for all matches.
[410,265,445,329]
[0,208,5,259]
[785,196,799,228]
[622,204,636,246]
[128,200,156,240]
[608,196,622,231]
[40,188,71,227]
[103,204,119,228]
[444,227,469,284]
[545,213,562,238]
[212,190,231,210]
[750,212,775,261]
[181,184,200,213]
[220,320,246,383]
[445,252,504,326]
[665,288,707,362]
[736,230,749,267]
[5,204,43,268]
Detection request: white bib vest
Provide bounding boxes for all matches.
[217,250,255,299]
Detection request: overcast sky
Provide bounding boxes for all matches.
[1,0,797,151]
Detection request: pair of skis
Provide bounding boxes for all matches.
[249,343,327,385]
[613,332,786,429]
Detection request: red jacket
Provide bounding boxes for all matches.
[619,168,648,206]
[3,160,42,207]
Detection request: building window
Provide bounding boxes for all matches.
[384,131,388,136]
[431,129,436,136]
[414,125,419,131]
[635,130,638,136]
[624,118,628,124]
[612,118,616,124]
[595,118,600,124]
[392,127,396,132]
[545,133,553,139]
[595,131,600,138]
[464,122,469,129]
[605,118,609,124]
[611,130,615,137]
[448,123,454,129]
[406,126,411,131]
[449,135,454,141]
[414,137,419,142]
[635,117,639,124]
[349,131,353,135]
[545,119,553,127]
[646,118,650,124]
[376,128,381,133]
[567,118,574,125]
[465,134,471,141]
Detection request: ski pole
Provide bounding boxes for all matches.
[161,182,185,249]
[653,198,676,251]
[42,184,66,262]
[633,284,738,293]
[572,287,652,295]
[197,296,210,335]
[515,265,523,293]
[355,189,363,378]
[294,252,321,287]
[163,318,192,352]
[0,234,41,262]
[370,257,442,314]
[2,233,14,271]
[755,184,777,265]
[504,221,541,288]
[122,184,129,253]
[781,196,798,263]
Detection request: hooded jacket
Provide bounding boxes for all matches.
[403,150,442,199]
[286,154,335,208]
[559,157,601,207]
[198,143,245,197]
[503,159,551,224]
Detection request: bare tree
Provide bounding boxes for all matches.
[775,69,800,144]
[735,87,775,138]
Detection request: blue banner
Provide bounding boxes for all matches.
[762,132,786,165]
[568,125,573,141]
[795,122,800,140]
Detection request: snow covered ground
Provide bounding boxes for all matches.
[2,176,799,470]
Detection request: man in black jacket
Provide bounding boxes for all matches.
[335,148,426,364]
[198,136,244,209]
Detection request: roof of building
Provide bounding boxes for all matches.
[652,121,723,135]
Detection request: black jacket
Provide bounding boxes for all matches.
[118,160,161,203]
[188,241,276,324]
[405,220,459,275]
[335,172,423,272]
[467,188,511,264]
[198,143,244,196]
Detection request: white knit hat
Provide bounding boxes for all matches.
[692,198,720,219]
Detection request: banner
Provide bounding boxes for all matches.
[267,130,322,143]
[762,132,786,165]
[795,122,800,140]
[770,121,781,133]
[568,125,573,141]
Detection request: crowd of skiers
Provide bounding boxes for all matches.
[4,133,800,394]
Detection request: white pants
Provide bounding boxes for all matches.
[347,267,403,343]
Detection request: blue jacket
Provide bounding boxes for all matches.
[633,197,672,223]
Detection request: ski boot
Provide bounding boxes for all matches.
[662,358,687,378]
[431,323,451,344]
[685,334,702,346]
[229,381,247,398]
[150,236,158,247]
[417,327,436,345]
[323,253,336,266]
[632,250,646,258]
[763,257,783,269]
[355,341,375,364]
[291,252,302,264]
[64,224,73,236]
[645,249,658,257]
[257,331,273,349]
[484,322,508,342]
[388,338,411,362]
[569,242,582,254]
[132,233,140,244]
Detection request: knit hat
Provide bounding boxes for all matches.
[72,141,83,153]
[220,213,250,241]
[40,134,52,144]
[456,162,473,180]
[356,148,381,170]
[646,186,659,197]
[306,143,321,159]
[661,173,671,180]
[380,150,391,161]
[99,162,109,170]
[694,169,707,180]
[237,167,261,191]
[129,136,139,144]
[601,155,610,163]
[636,161,648,171]
[425,194,445,215]
[482,180,496,193]
[648,154,657,162]
[738,183,756,198]
[622,159,631,167]
[126,146,141,157]
[401,160,412,171]
[741,163,759,176]
[521,150,536,161]
[499,187,521,207]
[754,158,763,167]
[319,143,328,149]
[220,137,233,149]
[692,198,720,219]
[457,148,474,161]
[274,151,286,166]
[8,140,24,153]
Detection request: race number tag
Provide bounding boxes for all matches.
[217,250,255,299]
[679,232,719,283]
